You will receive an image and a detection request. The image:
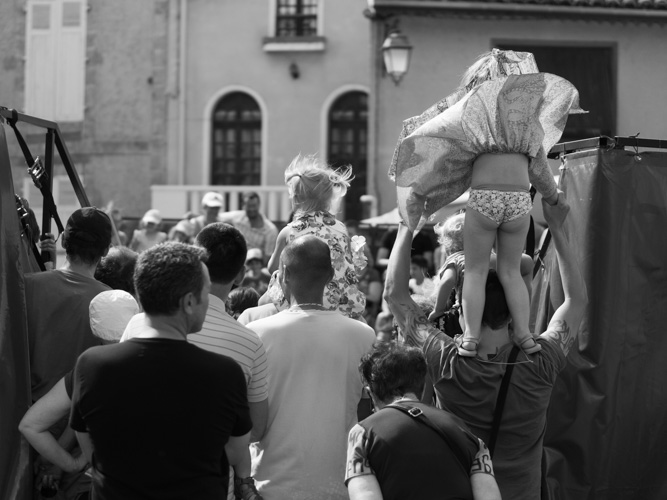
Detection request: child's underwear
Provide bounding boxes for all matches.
[467,184,532,225]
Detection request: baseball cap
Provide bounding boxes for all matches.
[89,290,140,342]
[245,248,264,263]
[64,207,113,247]
[202,192,223,208]
[142,209,162,225]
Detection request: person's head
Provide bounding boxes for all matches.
[140,209,162,233]
[89,290,140,343]
[410,255,428,279]
[95,246,139,296]
[434,211,465,255]
[195,222,247,285]
[134,242,209,332]
[459,49,539,93]
[62,207,113,265]
[285,154,353,215]
[359,343,427,405]
[458,269,511,331]
[201,191,223,219]
[168,219,195,243]
[242,192,261,220]
[226,286,260,319]
[279,235,334,299]
[245,247,264,273]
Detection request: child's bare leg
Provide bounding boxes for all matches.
[462,209,498,354]
[496,214,540,353]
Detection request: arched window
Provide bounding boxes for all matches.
[328,91,368,219]
[211,92,261,185]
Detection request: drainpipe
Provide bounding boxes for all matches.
[178,0,188,185]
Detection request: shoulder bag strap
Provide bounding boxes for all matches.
[387,403,469,474]
[488,346,520,458]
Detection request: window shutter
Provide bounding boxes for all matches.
[25,0,86,122]
[25,2,57,119]
[56,1,86,121]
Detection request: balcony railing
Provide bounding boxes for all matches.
[151,185,292,222]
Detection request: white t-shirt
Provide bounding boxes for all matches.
[247,309,376,500]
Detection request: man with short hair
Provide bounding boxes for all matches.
[385,196,587,500]
[189,222,269,499]
[220,192,278,264]
[25,207,113,401]
[247,235,376,500]
[70,243,252,499]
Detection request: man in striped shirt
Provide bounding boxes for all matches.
[190,222,268,500]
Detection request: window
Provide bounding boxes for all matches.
[25,0,87,122]
[276,0,318,37]
[496,43,616,143]
[328,91,368,218]
[211,93,262,186]
[264,0,324,52]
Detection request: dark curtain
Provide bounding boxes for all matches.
[0,125,34,499]
[531,147,667,499]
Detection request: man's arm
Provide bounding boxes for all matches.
[384,223,434,349]
[74,431,94,465]
[249,400,268,443]
[348,476,383,500]
[225,432,252,477]
[19,378,87,473]
[539,194,588,356]
[469,439,502,500]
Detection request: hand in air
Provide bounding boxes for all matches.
[541,190,569,228]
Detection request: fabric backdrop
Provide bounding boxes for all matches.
[531,147,667,499]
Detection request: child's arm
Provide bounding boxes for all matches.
[267,226,290,273]
[428,267,457,321]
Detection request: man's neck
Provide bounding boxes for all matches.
[247,213,263,227]
[290,294,326,309]
[60,259,98,279]
[136,314,189,341]
[210,282,233,302]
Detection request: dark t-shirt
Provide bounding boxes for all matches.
[346,402,478,499]
[25,269,110,401]
[424,331,566,500]
[70,338,252,500]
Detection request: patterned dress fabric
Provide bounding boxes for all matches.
[391,72,586,231]
[267,211,366,320]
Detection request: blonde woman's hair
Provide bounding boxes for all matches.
[285,154,354,215]
[434,212,465,255]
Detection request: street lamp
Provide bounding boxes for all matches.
[381,30,412,85]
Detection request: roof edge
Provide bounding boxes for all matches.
[367,1,667,22]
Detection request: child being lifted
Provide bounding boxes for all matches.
[390,49,585,356]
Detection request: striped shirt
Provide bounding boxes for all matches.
[188,295,269,403]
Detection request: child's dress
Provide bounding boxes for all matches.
[390,72,586,231]
[266,211,366,320]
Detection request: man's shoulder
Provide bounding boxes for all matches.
[196,308,263,346]
[261,214,278,232]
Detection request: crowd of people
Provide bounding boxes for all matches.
[18,48,588,500]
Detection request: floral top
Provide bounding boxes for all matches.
[390,72,586,230]
[267,211,367,321]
